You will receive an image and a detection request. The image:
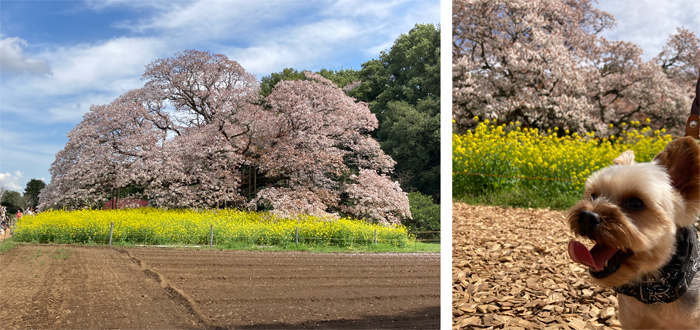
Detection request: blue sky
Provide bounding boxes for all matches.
[0,0,441,192]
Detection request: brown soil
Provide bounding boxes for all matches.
[452,203,622,330]
[0,244,439,329]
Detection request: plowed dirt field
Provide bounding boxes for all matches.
[0,244,439,329]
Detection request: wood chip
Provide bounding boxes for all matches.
[452,204,623,330]
[599,307,615,320]
[568,318,587,330]
[459,316,482,326]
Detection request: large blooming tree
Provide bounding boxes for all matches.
[39,95,164,210]
[452,0,698,135]
[249,73,407,224]
[39,50,410,225]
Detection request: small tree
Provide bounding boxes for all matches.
[1,190,24,216]
[24,179,46,209]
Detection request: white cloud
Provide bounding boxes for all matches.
[112,1,300,42]
[224,1,440,76]
[1,37,167,123]
[102,0,440,75]
[228,19,365,75]
[322,0,410,19]
[0,171,24,192]
[0,36,52,75]
[44,37,166,94]
[228,41,304,77]
[596,0,700,61]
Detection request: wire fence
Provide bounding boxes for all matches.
[3,220,439,251]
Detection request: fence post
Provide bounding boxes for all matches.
[374,229,377,245]
[295,226,299,244]
[109,222,114,246]
[209,224,214,246]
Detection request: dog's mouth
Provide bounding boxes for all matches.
[568,240,634,278]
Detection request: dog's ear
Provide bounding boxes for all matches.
[654,136,700,224]
[654,137,700,195]
[613,150,635,165]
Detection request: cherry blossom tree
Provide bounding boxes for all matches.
[39,94,164,210]
[341,169,412,226]
[655,27,700,92]
[249,73,408,223]
[453,0,697,135]
[39,51,409,225]
[585,39,688,131]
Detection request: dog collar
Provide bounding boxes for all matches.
[614,226,700,305]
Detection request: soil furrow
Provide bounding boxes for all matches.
[2,244,439,329]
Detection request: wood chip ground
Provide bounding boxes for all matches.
[452,203,622,330]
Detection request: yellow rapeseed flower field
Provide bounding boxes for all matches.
[453,119,673,197]
[13,209,410,247]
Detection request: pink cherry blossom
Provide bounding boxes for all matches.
[453,0,698,135]
[39,51,410,225]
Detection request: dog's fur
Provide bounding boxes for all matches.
[567,136,700,329]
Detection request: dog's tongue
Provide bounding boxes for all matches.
[567,240,619,271]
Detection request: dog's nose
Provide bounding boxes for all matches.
[578,210,602,235]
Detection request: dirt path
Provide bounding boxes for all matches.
[452,203,621,330]
[0,244,439,329]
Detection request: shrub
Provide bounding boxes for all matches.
[13,208,411,247]
[453,119,673,199]
[403,192,440,239]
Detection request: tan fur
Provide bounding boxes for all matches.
[568,137,700,329]
[613,150,636,165]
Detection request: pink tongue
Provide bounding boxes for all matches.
[567,240,619,271]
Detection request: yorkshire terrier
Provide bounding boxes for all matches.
[567,136,700,329]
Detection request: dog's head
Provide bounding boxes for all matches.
[567,136,700,287]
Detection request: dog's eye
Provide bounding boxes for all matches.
[590,193,597,201]
[624,198,645,211]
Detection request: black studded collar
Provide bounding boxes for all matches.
[614,226,700,305]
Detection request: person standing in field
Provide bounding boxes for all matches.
[0,206,6,235]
